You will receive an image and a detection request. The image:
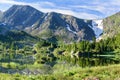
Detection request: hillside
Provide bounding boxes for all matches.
[0,64,120,80]
[0,30,39,49]
[103,12,120,37]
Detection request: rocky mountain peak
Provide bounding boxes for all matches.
[1,5,44,29]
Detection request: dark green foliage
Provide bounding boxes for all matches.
[0,26,120,76]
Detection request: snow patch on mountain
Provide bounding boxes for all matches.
[89,20,103,39]
[44,15,48,21]
[66,24,77,34]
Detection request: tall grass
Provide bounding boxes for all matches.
[0,64,120,80]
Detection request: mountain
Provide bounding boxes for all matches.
[0,5,105,43]
[25,12,96,42]
[103,12,120,37]
[1,5,43,30]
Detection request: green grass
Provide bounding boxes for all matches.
[0,64,120,80]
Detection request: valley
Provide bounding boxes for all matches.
[0,4,120,80]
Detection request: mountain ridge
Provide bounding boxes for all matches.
[0,5,107,43]
[0,5,120,43]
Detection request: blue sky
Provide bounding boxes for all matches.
[0,0,120,19]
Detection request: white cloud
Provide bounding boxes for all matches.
[0,0,26,5]
[74,12,101,19]
[30,4,99,19]
[71,0,120,18]
[38,2,55,7]
[0,0,55,7]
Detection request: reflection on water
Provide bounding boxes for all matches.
[0,52,118,75]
